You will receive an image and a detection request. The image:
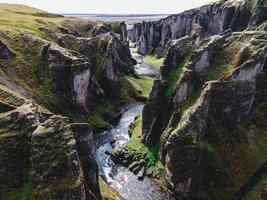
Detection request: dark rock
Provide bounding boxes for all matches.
[262,182,267,200]
[31,116,88,199]
[45,44,93,114]
[0,40,15,59]
[146,167,154,177]
[137,166,146,180]
[249,0,267,27]
[129,161,140,171]
[129,0,251,56]
[132,165,142,175]
[0,102,39,198]
[71,123,101,200]
[0,103,101,199]
[142,79,164,145]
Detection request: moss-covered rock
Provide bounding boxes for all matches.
[0,102,101,200]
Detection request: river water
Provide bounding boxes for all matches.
[95,51,168,199]
[131,48,159,77]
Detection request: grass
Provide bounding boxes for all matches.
[143,55,164,69]
[126,75,154,98]
[99,177,123,200]
[165,57,189,98]
[245,177,267,200]
[204,64,233,81]
[88,102,114,129]
[0,3,64,36]
[180,89,202,114]
[126,115,159,167]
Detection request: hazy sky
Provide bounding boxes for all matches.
[0,0,213,14]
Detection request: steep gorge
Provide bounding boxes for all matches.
[0,4,152,200]
[126,0,267,199]
[0,0,267,200]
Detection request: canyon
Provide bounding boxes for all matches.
[0,0,267,200]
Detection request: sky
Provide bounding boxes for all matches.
[0,0,213,14]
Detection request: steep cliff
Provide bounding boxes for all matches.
[0,4,137,200]
[138,0,267,199]
[0,4,144,131]
[129,0,267,57]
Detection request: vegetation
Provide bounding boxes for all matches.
[180,88,202,114]
[88,101,116,130]
[204,64,233,81]
[126,75,154,98]
[0,3,64,36]
[99,178,123,200]
[143,55,164,69]
[245,177,267,199]
[126,115,159,167]
[165,57,189,98]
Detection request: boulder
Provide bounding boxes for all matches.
[137,166,146,180]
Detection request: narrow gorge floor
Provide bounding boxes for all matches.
[95,51,168,200]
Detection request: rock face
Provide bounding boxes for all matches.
[46,44,93,113]
[71,123,101,200]
[129,0,253,56]
[139,1,267,198]
[0,102,101,200]
[0,102,39,195]
[142,36,194,145]
[0,40,15,59]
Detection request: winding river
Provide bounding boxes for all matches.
[95,50,169,199]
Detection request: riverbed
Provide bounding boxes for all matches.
[95,50,168,199]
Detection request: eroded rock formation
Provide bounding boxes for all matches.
[0,102,101,200]
[139,0,267,198]
[129,0,267,56]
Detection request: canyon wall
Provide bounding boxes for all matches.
[138,0,267,199]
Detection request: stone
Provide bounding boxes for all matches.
[0,40,15,59]
[137,166,146,180]
[129,161,140,171]
[129,0,250,56]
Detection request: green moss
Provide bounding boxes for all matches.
[99,177,123,200]
[88,102,114,129]
[245,177,266,199]
[143,55,164,69]
[126,75,154,98]
[165,57,189,98]
[125,116,159,167]
[180,89,202,114]
[204,64,233,81]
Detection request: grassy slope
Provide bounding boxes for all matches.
[99,178,123,200]
[126,75,154,98]
[0,4,126,199]
[143,55,164,69]
[165,57,189,98]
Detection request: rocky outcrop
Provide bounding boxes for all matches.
[140,12,267,197]
[142,79,164,145]
[0,40,15,59]
[249,0,267,27]
[163,80,256,197]
[46,44,93,113]
[0,102,101,200]
[0,102,39,198]
[142,37,194,145]
[71,123,101,200]
[129,0,253,56]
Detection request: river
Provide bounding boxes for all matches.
[95,50,169,199]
